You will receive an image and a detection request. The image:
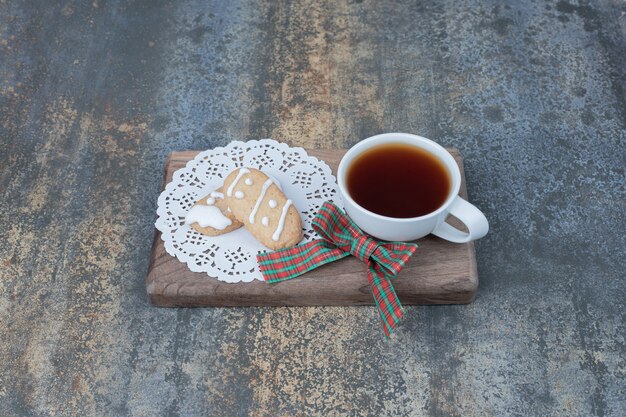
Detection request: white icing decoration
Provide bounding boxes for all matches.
[226,168,250,197]
[235,191,244,199]
[206,197,216,205]
[227,207,231,212]
[185,205,232,230]
[249,179,273,224]
[272,200,293,241]
[261,216,269,226]
[245,178,253,186]
[264,173,282,190]
[210,191,224,199]
[268,199,277,208]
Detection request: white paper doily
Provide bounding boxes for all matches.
[155,139,341,283]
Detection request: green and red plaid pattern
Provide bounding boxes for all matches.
[257,201,418,337]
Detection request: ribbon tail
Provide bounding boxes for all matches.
[257,240,349,283]
[367,263,405,338]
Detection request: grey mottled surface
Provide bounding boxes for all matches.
[1,0,625,416]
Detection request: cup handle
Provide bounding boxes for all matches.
[432,196,489,243]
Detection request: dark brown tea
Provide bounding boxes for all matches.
[346,143,451,218]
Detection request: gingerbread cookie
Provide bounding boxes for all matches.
[185,187,243,236]
[222,168,302,250]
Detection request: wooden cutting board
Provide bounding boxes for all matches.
[147,149,477,307]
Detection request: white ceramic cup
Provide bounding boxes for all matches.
[337,133,489,243]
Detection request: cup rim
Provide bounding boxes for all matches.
[337,133,461,222]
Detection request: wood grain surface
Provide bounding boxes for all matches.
[147,148,477,306]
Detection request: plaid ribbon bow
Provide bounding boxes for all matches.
[257,201,418,337]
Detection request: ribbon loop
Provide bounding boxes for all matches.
[257,201,418,337]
